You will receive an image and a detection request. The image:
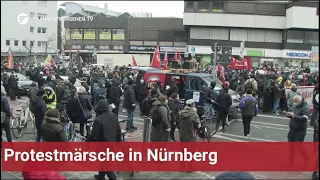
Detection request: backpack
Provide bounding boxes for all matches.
[150,105,161,126]
[58,83,72,102]
[94,83,106,98]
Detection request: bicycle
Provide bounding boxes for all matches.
[11,101,37,139]
[198,118,212,142]
[71,128,86,142]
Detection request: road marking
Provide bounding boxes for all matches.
[215,132,277,142]
[214,134,247,142]
[251,121,314,131]
[252,125,313,134]
[257,114,288,120]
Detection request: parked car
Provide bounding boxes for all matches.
[141,70,241,120]
[4,72,34,95]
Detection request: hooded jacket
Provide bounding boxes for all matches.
[109,79,123,106]
[86,99,121,142]
[41,116,67,142]
[150,100,170,142]
[287,87,300,107]
[179,107,200,142]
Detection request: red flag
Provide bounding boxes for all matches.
[220,65,226,83]
[151,44,161,69]
[177,49,182,61]
[132,55,138,66]
[163,50,168,70]
[132,55,138,73]
[6,49,14,69]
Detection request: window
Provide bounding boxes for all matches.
[14,40,19,46]
[37,41,46,47]
[186,1,194,9]
[30,41,34,47]
[189,77,204,91]
[211,2,224,12]
[30,12,35,18]
[197,1,210,11]
[22,41,26,46]
[112,29,125,40]
[6,40,10,46]
[37,13,47,20]
[37,27,47,34]
[30,26,34,33]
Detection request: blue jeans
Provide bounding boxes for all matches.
[273,98,280,113]
[126,109,134,129]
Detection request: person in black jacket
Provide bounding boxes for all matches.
[32,90,47,142]
[168,92,182,142]
[140,88,158,117]
[286,95,309,163]
[138,79,148,112]
[166,79,179,98]
[123,80,137,131]
[87,99,121,180]
[109,79,123,116]
[204,81,218,119]
[216,82,232,132]
[1,91,13,144]
[67,87,92,137]
[311,83,319,126]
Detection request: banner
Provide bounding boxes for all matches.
[84,29,96,40]
[2,142,318,171]
[99,29,111,40]
[71,29,83,40]
[285,86,315,113]
[311,46,319,63]
[112,29,125,40]
[230,56,252,70]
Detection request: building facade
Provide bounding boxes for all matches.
[183,1,319,68]
[1,1,58,63]
[63,13,187,63]
[61,2,152,18]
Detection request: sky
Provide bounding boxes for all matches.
[58,1,184,18]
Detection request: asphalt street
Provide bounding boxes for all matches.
[1,96,316,179]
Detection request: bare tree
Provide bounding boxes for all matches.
[24,41,35,63]
[45,34,56,54]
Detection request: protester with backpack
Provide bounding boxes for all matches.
[31,90,47,142]
[55,75,72,111]
[140,88,158,117]
[150,95,171,142]
[123,80,137,131]
[244,75,258,97]
[108,79,122,116]
[262,75,272,113]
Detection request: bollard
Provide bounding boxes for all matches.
[142,117,148,142]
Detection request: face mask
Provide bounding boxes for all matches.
[293,102,299,106]
[102,84,105,88]
[192,108,197,112]
[129,76,132,79]
[140,80,144,84]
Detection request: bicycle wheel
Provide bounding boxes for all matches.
[210,120,221,137]
[11,117,23,138]
[203,126,211,142]
[66,123,75,141]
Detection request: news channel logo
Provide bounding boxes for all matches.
[17,13,29,25]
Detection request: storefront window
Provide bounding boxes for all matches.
[83,29,96,40]
[211,2,224,12]
[112,29,125,40]
[71,29,83,40]
[99,29,112,40]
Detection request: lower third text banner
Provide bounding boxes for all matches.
[1,142,318,171]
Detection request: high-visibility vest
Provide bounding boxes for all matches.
[47,92,57,109]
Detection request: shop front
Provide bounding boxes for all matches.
[281,49,312,69]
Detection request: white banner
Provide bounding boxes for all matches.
[285,86,315,113]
